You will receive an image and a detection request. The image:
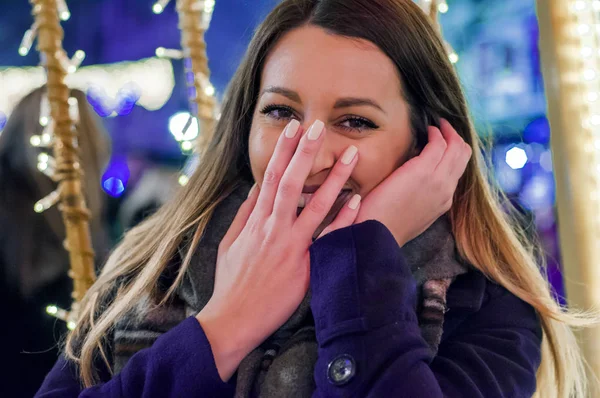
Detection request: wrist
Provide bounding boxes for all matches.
[196,308,251,382]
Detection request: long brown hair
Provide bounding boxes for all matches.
[67,1,593,395]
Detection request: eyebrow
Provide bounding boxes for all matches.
[260,86,386,114]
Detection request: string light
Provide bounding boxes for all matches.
[30,135,42,147]
[152,0,171,14]
[178,174,189,186]
[155,47,184,59]
[57,0,70,20]
[68,50,86,73]
[181,140,193,151]
[438,0,449,14]
[34,190,60,213]
[19,28,36,56]
[204,84,215,96]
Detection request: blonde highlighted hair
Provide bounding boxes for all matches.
[67,1,595,396]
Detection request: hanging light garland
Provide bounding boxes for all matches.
[537,0,600,384]
[153,0,218,160]
[417,0,459,64]
[21,0,96,330]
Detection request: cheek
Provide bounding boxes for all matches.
[248,125,280,183]
[354,133,413,194]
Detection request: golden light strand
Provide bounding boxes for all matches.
[28,0,96,328]
[538,0,600,389]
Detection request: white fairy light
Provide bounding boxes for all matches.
[152,0,171,14]
[19,28,36,56]
[57,0,70,20]
[178,174,189,186]
[204,85,215,96]
[34,190,60,213]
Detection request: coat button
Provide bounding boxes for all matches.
[327,354,356,386]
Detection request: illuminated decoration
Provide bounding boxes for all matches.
[519,173,555,210]
[153,0,170,14]
[103,177,126,197]
[102,157,130,198]
[154,0,218,155]
[540,150,553,172]
[0,111,6,133]
[26,0,97,330]
[537,0,600,381]
[169,111,199,142]
[505,146,528,169]
[416,0,458,64]
[0,57,175,121]
[178,174,190,186]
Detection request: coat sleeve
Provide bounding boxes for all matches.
[35,317,235,398]
[309,220,542,398]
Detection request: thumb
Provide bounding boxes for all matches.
[220,184,259,250]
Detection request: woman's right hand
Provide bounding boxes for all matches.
[196,119,361,382]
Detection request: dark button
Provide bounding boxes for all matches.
[327,354,356,386]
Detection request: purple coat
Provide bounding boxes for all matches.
[36,221,541,397]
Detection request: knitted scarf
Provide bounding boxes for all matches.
[112,182,469,397]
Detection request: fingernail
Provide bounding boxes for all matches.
[247,184,257,198]
[348,194,361,210]
[341,145,358,165]
[285,119,301,138]
[307,120,324,141]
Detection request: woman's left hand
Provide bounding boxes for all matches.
[355,119,472,247]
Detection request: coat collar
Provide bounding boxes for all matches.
[445,270,487,312]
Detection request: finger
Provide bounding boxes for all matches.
[417,126,446,170]
[219,183,260,251]
[254,120,302,217]
[271,120,326,218]
[295,144,358,233]
[448,142,472,185]
[317,194,361,239]
[436,119,468,177]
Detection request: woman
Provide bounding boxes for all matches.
[36,0,592,397]
[0,87,111,397]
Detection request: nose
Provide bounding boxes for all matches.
[302,119,339,177]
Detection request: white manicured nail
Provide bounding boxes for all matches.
[341,145,358,165]
[285,119,301,138]
[348,194,361,210]
[307,120,324,141]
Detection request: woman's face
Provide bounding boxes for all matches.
[249,26,413,228]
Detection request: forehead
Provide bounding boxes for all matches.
[260,25,402,99]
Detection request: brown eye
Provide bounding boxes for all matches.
[339,116,379,133]
[260,104,297,121]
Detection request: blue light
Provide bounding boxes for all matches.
[0,111,6,130]
[102,156,130,197]
[523,117,550,144]
[103,177,125,197]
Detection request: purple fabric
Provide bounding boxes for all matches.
[36,220,541,397]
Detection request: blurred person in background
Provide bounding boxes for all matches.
[0,86,112,397]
